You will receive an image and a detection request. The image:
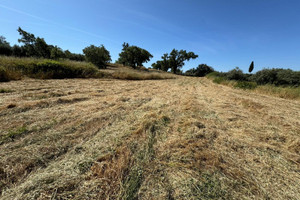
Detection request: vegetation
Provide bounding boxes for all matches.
[152,49,198,74]
[0,77,299,199]
[185,64,214,77]
[0,27,85,61]
[116,43,153,69]
[0,56,101,79]
[83,45,111,69]
[207,69,300,99]
[0,36,12,56]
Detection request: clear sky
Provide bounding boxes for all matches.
[1,0,300,72]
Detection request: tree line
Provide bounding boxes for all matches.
[0,27,200,73]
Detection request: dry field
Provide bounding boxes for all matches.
[0,76,299,199]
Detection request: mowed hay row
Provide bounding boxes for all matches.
[0,77,300,199]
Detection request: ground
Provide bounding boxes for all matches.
[0,77,299,199]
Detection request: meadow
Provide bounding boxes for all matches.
[0,68,299,199]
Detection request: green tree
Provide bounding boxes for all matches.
[117,43,153,69]
[168,49,198,74]
[35,37,51,58]
[152,49,198,74]
[50,46,65,60]
[17,27,37,56]
[0,36,12,56]
[11,45,26,57]
[83,45,111,68]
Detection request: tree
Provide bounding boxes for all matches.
[83,45,111,68]
[152,49,198,74]
[117,43,153,69]
[185,64,214,77]
[0,36,12,56]
[168,49,198,74]
[17,27,37,56]
[35,37,51,58]
[50,46,65,60]
[11,45,26,57]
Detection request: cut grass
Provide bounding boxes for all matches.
[0,77,299,199]
[0,126,28,145]
[0,88,13,93]
[112,68,175,80]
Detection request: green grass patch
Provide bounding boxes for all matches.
[0,56,102,79]
[0,126,28,145]
[234,81,257,90]
[189,173,230,200]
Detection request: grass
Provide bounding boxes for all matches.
[0,76,299,199]
[0,56,103,80]
[0,56,175,81]
[256,84,300,100]
[0,88,13,93]
[207,72,300,100]
[0,126,28,145]
[111,67,175,80]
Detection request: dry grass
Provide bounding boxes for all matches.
[0,76,299,199]
[208,75,300,100]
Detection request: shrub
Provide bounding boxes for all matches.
[226,67,247,81]
[193,64,214,77]
[250,68,300,86]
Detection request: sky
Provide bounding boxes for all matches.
[1,0,300,72]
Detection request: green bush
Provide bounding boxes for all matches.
[250,68,300,86]
[226,67,247,81]
[234,81,257,90]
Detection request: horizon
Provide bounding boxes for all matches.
[1,0,300,72]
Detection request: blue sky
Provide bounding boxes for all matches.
[1,0,300,72]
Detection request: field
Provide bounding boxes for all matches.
[0,76,299,199]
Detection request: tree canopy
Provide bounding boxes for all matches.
[185,64,214,77]
[0,36,12,56]
[83,45,111,69]
[117,43,153,69]
[152,49,198,74]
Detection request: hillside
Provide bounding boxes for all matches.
[0,76,299,199]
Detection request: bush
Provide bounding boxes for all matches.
[234,81,257,90]
[0,66,10,82]
[250,68,300,86]
[194,64,215,77]
[226,67,247,81]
